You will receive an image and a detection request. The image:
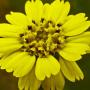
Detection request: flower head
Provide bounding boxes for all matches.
[0,0,90,90]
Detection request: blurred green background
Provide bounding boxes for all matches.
[0,0,90,90]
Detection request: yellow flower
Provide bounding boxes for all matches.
[0,0,90,90]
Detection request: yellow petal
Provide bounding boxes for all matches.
[58,49,82,61]
[65,21,90,36]
[51,77,55,90]
[66,31,90,45]
[43,72,65,90]
[61,13,90,36]
[0,38,20,46]
[57,1,70,24]
[34,0,43,22]
[0,51,35,77]
[0,37,21,56]
[59,59,76,82]
[13,54,35,77]
[0,44,22,53]
[62,13,87,31]
[59,43,89,61]
[6,12,29,27]
[18,68,41,90]
[59,50,81,61]
[64,15,74,22]
[48,0,64,22]
[42,3,50,20]
[0,24,25,37]
[42,77,55,90]
[25,0,43,22]
[0,51,24,72]
[63,43,89,54]
[35,58,46,80]
[70,62,84,80]
[35,55,60,80]
[25,1,33,23]
[54,72,65,90]
[60,59,84,81]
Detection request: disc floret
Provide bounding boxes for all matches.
[20,19,65,57]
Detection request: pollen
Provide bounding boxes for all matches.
[20,19,65,57]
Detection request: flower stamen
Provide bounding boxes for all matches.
[20,19,65,57]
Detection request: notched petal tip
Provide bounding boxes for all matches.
[57,1,70,24]
[35,55,60,81]
[13,55,36,77]
[25,0,31,7]
[55,72,65,90]
[59,59,84,82]
[6,12,29,27]
[18,69,41,90]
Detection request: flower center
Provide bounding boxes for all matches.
[20,19,65,57]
